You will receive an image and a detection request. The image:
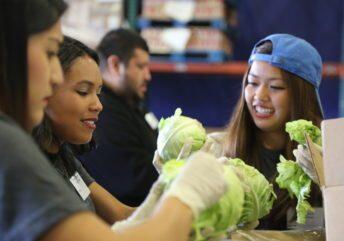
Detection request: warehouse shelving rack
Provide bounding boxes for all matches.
[149,62,344,78]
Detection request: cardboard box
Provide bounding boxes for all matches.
[320,118,344,241]
[230,229,325,241]
[322,118,344,186]
[322,185,344,241]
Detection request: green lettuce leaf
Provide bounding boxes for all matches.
[285,119,322,145]
[161,159,244,241]
[161,158,276,241]
[157,108,207,162]
[227,158,276,224]
[276,156,314,224]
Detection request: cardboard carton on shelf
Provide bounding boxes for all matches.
[141,27,232,54]
[142,0,225,21]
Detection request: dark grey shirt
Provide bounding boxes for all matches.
[0,115,88,241]
[47,148,95,211]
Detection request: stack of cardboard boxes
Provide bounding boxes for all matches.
[142,0,225,21]
[140,0,232,62]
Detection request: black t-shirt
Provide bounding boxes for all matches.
[0,114,88,241]
[255,147,292,230]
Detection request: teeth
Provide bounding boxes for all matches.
[83,120,95,125]
[255,106,273,114]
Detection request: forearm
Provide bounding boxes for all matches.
[95,201,135,224]
[112,197,193,241]
[40,198,192,241]
[41,151,224,241]
[40,212,118,241]
[90,182,135,223]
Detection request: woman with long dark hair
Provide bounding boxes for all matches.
[33,36,138,224]
[224,34,323,229]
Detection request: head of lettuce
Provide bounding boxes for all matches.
[161,158,276,241]
[157,108,207,162]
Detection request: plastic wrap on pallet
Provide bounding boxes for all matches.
[142,0,225,21]
[141,27,232,53]
[63,0,122,47]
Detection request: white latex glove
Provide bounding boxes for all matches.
[238,220,260,230]
[152,137,194,174]
[201,132,226,158]
[163,151,228,218]
[111,218,142,232]
[293,144,322,185]
[111,177,165,232]
[217,156,231,165]
[152,150,163,174]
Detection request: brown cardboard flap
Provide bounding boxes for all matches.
[230,229,325,241]
[304,133,325,186]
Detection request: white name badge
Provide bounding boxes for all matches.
[69,172,91,201]
[145,112,159,130]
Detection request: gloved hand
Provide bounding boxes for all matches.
[201,132,226,158]
[111,177,165,232]
[111,218,142,232]
[238,220,260,230]
[152,137,194,174]
[152,150,163,174]
[163,151,228,218]
[293,144,322,185]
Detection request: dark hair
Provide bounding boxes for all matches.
[225,40,322,165]
[33,36,99,153]
[97,28,149,68]
[224,40,323,225]
[0,0,67,130]
[59,36,99,72]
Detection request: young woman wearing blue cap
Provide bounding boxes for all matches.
[224,34,323,230]
[0,0,227,240]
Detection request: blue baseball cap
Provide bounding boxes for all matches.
[248,33,324,117]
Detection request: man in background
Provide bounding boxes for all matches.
[80,28,159,206]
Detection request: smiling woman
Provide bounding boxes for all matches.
[33,36,140,224]
[47,45,103,145]
[34,36,102,150]
[223,34,323,230]
[30,37,230,241]
[245,61,291,134]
